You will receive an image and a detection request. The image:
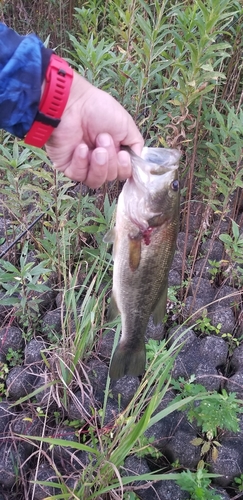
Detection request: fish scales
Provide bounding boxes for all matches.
[106,147,180,380]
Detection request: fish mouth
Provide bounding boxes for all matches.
[131,147,180,189]
[141,147,181,169]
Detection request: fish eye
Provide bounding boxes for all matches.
[171,180,179,191]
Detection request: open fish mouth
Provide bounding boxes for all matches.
[124,146,181,191]
[141,146,181,167]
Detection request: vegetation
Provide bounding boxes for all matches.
[0,0,242,499]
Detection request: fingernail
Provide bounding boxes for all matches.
[79,144,89,159]
[118,151,130,167]
[94,150,107,165]
[98,133,111,148]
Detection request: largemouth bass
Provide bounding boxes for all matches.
[105,147,180,380]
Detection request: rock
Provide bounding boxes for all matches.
[0,401,15,436]
[144,390,190,458]
[0,493,8,500]
[25,338,46,365]
[171,251,184,273]
[200,239,224,261]
[167,327,197,347]
[29,464,59,499]
[229,343,243,371]
[10,412,43,455]
[55,292,63,309]
[0,326,24,359]
[171,335,228,392]
[166,426,201,469]
[211,220,230,234]
[123,455,158,500]
[41,309,62,337]
[195,363,222,391]
[25,250,39,265]
[102,397,120,427]
[111,375,140,408]
[209,307,235,334]
[212,285,239,310]
[194,258,213,280]
[146,316,164,340]
[0,442,27,489]
[212,487,231,500]
[177,232,195,255]
[6,366,38,399]
[187,201,204,233]
[51,426,84,472]
[171,335,201,380]
[98,329,115,361]
[210,437,243,487]
[155,479,189,499]
[182,296,208,325]
[226,372,243,398]
[34,371,52,404]
[86,359,109,404]
[188,277,215,304]
[199,336,228,367]
[168,269,181,287]
[66,389,95,421]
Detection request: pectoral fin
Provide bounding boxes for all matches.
[152,286,168,325]
[103,228,118,259]
[103,228,116,243]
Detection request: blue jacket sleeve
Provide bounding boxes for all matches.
[0,23,52,138]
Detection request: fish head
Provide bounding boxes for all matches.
[143,148,180,225]
[123,147,181,230]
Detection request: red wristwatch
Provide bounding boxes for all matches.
[24,54,73,148]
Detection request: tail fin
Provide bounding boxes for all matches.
[109,341,146,380]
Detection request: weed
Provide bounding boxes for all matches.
[135,434,162,460]
[219,220,243,283]
[221,332,241,355]
[234,473,243,492]
[36,406,45,418]
[6,347,23,367]
[0,240,52,332]
[191,434,222,466]
[175,469,222,500]
[124,493,139,500]
[208,259,224,282]
[0,362,8,398]
[172,377,243,437]
[195,313,222,335]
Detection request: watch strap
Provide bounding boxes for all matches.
[24,54,73,148]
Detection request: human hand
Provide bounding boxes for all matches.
[45,72,144,188]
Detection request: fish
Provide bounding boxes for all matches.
[104,146,181,380]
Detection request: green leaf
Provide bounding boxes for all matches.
[219,234,232,245]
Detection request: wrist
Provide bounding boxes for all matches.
[24,54,73,148]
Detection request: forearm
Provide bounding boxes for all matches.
[0,23,52,138]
